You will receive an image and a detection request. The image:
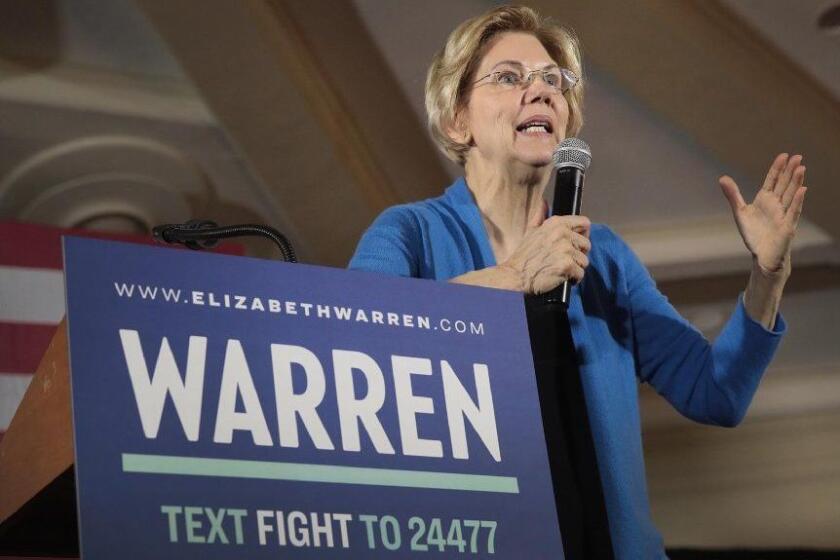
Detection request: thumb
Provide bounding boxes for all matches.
[527,199,548,229]
[719,175,746,215]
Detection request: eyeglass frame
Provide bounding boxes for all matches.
[472,63,579,94]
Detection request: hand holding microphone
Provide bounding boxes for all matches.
[498,138,593,303]
[499,212,591,295]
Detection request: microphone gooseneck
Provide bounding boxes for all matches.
[544,138,592,306]
[152,220,297,262]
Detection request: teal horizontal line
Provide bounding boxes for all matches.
[122,453,519,494]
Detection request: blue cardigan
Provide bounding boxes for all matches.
[349,177,785,558]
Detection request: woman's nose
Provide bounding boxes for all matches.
[524,77,554,104]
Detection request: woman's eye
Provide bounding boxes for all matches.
[496,71,521,85]
[544,73,561,87]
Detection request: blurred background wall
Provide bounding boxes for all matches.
[0,0,838,548]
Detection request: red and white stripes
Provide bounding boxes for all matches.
[0,222,68,434]
[0,221,243,437]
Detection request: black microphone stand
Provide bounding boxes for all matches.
[152,220,297,263]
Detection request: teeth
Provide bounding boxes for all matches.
[522,125,548,133]
[518,121,550,133]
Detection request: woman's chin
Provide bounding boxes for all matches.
[516,150,555,169]
[511,139,556,166]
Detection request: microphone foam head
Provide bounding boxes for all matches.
[553,137,592,171]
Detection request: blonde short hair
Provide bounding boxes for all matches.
[425,5,584,166]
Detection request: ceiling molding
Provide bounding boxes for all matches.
[0,134,213,229]
[0,60,212,124]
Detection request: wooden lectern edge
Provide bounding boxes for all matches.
[0,318,75,524]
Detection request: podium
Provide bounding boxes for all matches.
[0,319,79,556]
[0,237,612,559]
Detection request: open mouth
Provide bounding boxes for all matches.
[516,118,553,135]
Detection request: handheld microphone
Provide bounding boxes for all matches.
[544,137,592,306]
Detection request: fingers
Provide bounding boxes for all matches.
[718,175,746,213]
[774,154,803,198]
[532,262,585,294]
[571,246,590,271]
[552,236,590,284]
[543,214,591,237]
[760,152,806,212]
[573,216,592,237]
[571,231,592,254]
[781,165,805,211]
[761,153,788,192]
[548,255,587,285]
[514,214,593,294]
[564,261,586,284]
[786,186,807,228]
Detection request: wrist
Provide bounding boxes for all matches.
[751,254,791,286]
[496,262,527,292]
[744,256,788,329]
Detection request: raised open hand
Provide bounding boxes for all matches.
[718,153,807,276]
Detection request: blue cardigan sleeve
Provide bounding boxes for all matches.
[615,231,786,427]
[348,206,420,277]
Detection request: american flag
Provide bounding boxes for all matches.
[0,221,243,440]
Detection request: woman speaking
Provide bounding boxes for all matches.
[349,5,806,558]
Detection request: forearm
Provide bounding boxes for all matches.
[743,257,790,329]
[449,264,525,291]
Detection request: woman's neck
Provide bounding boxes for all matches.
[464,156,551,264]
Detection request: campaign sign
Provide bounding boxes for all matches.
[63,237,563,559]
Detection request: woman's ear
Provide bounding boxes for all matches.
[445,111,472,145]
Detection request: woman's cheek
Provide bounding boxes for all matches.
[494,111,513,140]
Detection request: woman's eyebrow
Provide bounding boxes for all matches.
[489,60,560,71]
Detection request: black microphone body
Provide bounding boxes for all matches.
[525,139,612,557]
[544,165,585,306]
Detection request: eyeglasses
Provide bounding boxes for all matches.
[473,66,579,94]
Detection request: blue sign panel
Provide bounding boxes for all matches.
[63,237,563,559]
